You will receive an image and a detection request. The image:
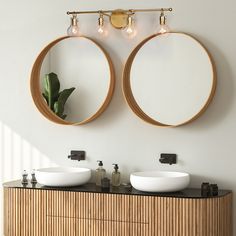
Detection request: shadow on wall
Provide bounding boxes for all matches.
[0,121,55,235]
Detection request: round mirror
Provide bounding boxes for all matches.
[31,36,115,125]
[123,32,216,127]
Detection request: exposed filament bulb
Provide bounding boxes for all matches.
[67,14,80,36]
[158,10,170,34]
[122,15,137,39]
[97,13,108,37]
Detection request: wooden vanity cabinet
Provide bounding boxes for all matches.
[4,187,232,236]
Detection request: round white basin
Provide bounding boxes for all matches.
[130,171,190,192]
[35,167,91,187]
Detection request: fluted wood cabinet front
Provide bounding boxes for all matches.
[4,188,232,236]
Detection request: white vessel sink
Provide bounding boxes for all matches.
[130,171,190,192]
[35,167,91,187]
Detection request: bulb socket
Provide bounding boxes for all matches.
[127,15,133,26]
[71,15,78,26]
[98,15,104,27]
[159,12,166,25]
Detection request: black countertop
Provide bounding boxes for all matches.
[3,180,231,199]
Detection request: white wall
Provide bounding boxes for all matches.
[0,0,236,235]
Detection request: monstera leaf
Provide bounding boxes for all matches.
[42,72,76,120]
[54,88,75,119]
[42,73,60,109]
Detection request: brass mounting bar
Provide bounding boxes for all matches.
[67,8,172,16]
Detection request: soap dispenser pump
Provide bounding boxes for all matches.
[95,160,106,186]
[112,164,121,187]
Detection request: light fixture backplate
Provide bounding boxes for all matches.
[110,9,129,29]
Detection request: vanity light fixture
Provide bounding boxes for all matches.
[67,8,172,38]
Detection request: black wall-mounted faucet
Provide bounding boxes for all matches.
[159,153,177,165]
[68,150,86,161]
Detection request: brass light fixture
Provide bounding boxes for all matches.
[67,8,172,37]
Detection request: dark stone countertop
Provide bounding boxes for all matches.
[3,180,231,199]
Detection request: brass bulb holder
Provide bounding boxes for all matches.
[127,15,133,27]
[98,14,104,27]
[159,11,166,25]
[71,14,78,26]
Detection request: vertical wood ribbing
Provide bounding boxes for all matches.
[3,188,46,236]
[3,188,232,236]
[152,195,232,236]
[3,188,8,235]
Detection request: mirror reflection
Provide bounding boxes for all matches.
[124,33,216,126]
[39,37,112,123]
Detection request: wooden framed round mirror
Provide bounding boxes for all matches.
[30,36,115,125]
[123,32,216,127]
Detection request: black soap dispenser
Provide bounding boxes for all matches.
[95,160,106,186]
[112,164,121,187]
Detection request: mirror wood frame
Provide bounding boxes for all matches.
[30,36,115,125]
[122,32,217,127]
